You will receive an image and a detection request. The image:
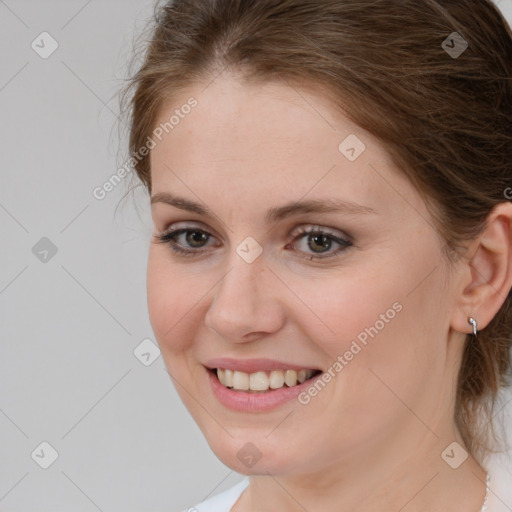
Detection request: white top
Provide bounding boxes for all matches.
[182,478,249,512]
[484,453,512,512]
[183,463,512,512]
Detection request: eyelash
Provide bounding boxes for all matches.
[155,225,353,260]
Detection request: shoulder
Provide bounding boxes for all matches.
[181,478,249,512]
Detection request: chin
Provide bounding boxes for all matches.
[201,426,305,476]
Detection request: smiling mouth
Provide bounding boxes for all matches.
[212,368,322,392]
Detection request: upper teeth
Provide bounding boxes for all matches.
[216,368,316,391]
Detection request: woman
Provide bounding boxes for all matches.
[119,0,512,510]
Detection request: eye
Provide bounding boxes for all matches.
[288,225,352,260]
[155,227,218,255]
[154,223,352,260]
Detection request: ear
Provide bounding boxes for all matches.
[451,201,512,334]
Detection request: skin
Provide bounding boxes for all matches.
[147,72,512,511]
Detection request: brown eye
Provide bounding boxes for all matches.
[307,233,332,253]
[186,230,209,247]
[156,227,217,256]
[289,226,352,260]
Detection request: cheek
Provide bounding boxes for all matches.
[289,253,444,404]
[146,249,205,354]
[286,262,405,360]
[282,270,438,456]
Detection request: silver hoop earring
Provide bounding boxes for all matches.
[468,317,478,336]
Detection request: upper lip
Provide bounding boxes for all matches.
[204,358,321,373]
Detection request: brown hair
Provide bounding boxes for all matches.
[119,0,512,462]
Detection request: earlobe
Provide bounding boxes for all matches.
[451,201,512,335]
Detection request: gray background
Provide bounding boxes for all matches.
[0,1,511,511]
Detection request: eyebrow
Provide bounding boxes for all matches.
[150,192,377,223]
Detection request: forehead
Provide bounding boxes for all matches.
[149,75,421,219]
[151,75,365,166]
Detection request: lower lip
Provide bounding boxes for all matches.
[207,368,321,412]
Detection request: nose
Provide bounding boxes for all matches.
[204,259,286,343]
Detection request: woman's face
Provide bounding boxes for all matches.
[147,74,464,477]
